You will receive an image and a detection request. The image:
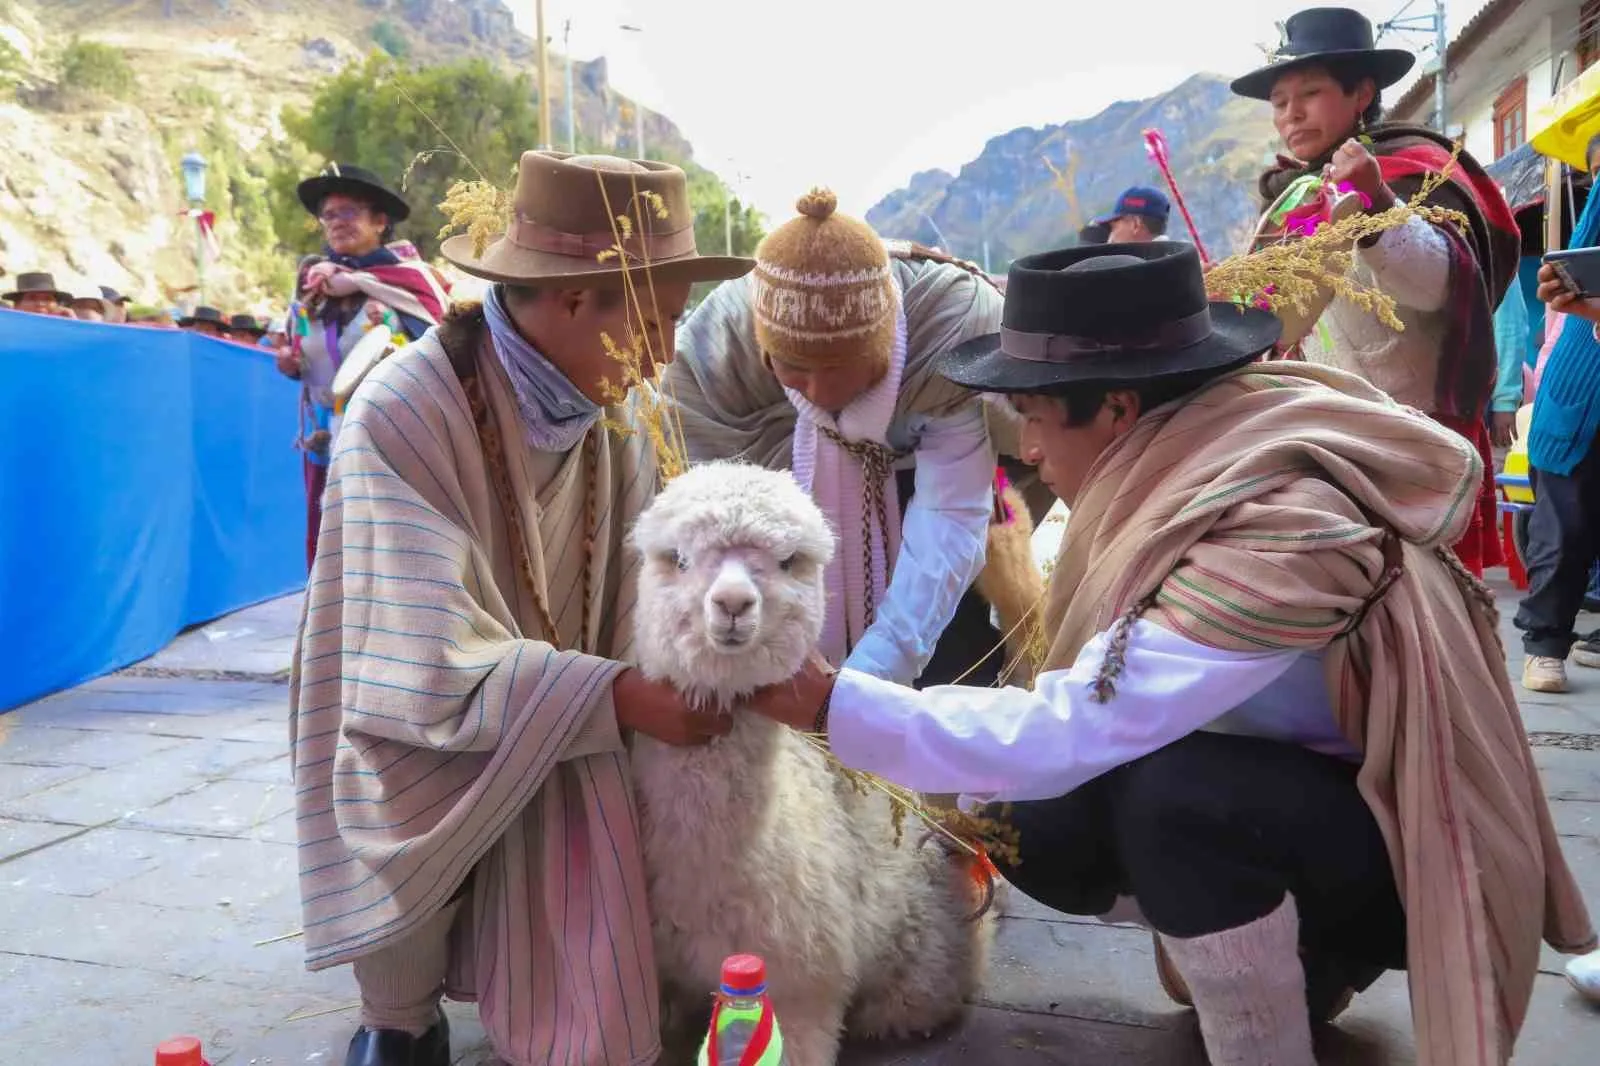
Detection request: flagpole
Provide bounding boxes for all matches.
[535,0,552,150]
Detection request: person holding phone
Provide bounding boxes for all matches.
[1518,171,1600,692]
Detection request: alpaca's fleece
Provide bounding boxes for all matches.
[628,461,993,1066]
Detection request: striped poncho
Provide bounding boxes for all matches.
[1042,362,1593,1066]
[288,312,662,1066]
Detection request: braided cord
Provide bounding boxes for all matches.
[818,425,908,640]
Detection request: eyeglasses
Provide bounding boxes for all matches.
[318,205,368,225]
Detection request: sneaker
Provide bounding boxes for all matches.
[1567,949,1600,1004]
[1572,637,1600,670]
[1524,655,1570,693]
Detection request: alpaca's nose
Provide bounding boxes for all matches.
[711,588,756,620]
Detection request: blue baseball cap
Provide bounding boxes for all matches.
[1092,185,1171,227]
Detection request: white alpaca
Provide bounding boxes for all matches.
[628,461,994,1066]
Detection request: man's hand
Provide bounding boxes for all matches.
[1491,410,1517,449]
[745,653,838,733]
[274,339,302,379]
[613,668,733,747]
[1536,261,1600,325]
[1326,138,1395,211]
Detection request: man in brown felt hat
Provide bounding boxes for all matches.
[289,151,753,1066]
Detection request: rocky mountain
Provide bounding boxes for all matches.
[0,0,699,310]
[866,74,1279,270]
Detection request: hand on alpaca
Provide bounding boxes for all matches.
[613,668,732,746]
[745,652,837,732]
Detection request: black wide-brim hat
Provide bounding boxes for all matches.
[3,271,72,303]
[297,162,412,223]
[1231,7,1415,101]
[227,313,266,337]
[944,243,1281,394]
[177,305,227,328]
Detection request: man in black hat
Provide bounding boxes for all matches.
[177,305,228,338]
[746,242,1594,1066]
[275,162,450,570]
[3,272,75,317]
[224,313,267,345]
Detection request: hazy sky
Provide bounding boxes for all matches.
[523,1,1492,219]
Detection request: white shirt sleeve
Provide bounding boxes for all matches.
[842,401,995,686]
[1355,215,1451,313]
[828,619,1304,803]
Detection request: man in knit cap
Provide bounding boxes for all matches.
[666,189,1040,691]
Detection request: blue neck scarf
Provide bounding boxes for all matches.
[482,285,601,453]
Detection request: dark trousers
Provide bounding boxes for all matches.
[987,732,1406,977]
[304,456,329,572]
[1516,436,1600,657]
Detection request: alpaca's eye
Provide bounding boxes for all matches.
[663,550,688,572]
[778,554,797,572]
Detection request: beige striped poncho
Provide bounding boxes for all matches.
[1043,362,1594,1066]
[289,316,662,1066]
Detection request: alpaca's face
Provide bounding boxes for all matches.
[632,463,835,706]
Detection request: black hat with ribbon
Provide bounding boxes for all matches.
[176,305,227,328]
[942,243,1281,393]
[296,162,412,223]
[1231,7,1416,101]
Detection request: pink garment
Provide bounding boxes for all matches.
[1530,306,1564,401]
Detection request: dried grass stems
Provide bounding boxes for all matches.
[1204,143,1470,330]
[590,172,692,484]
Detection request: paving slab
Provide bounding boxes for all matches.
[0,816,86,862]
[124,777,297,838]
[0,765,198,825]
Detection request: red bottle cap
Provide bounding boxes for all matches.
[155,1036,206,1066]
[720,954,767,994]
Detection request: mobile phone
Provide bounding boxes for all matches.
[1542,247,1600,299]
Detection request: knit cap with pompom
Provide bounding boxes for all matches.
[751,187,896,373]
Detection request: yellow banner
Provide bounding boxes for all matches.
[1530,63,1600,169]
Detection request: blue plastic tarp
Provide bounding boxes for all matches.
[0,312,306,710]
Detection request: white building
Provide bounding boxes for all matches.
[1388,0,1596,167]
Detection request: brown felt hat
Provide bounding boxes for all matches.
[752,188,897,373]
[441,151,753,288]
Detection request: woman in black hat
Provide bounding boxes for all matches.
[276,163,451,570]
[744,243,1594,1066]
[1234,6,1519,590]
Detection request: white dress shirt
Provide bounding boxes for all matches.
[841,399,996,686]
[829,618,1354,804]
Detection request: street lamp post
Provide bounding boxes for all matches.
[180,150,209,305]
[721,164,748,255]
[620,24,645,157]
[563,18,576,152]
[535,0,552,150]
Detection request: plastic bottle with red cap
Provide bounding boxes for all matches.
[155,1035,211,1066]
[697,954,787,1065]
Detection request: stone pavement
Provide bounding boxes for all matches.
[3,584,1598,1065]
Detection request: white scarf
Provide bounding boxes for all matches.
[786,307,909,664]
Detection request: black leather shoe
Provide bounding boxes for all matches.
[344,1013,450,1066]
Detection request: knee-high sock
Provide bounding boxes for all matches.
[1157,894,1315,1066]
[352,899,459,1036]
